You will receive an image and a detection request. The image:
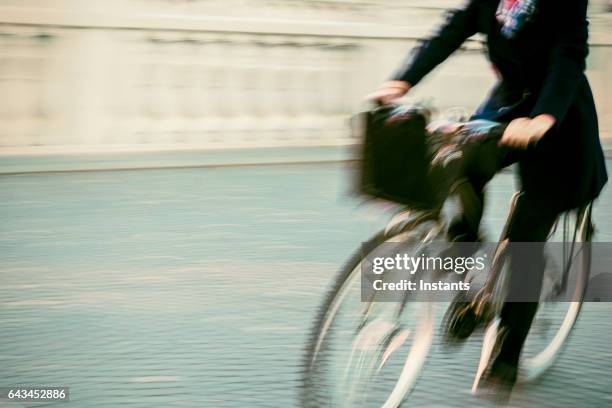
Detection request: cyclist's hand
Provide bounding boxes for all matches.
[367,81,411,105]
[499,114,556,148]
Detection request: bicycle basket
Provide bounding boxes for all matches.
[354,105,441,209]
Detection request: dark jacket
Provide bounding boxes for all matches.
[393,0,607,211]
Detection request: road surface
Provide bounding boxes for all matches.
[1,161,611,407]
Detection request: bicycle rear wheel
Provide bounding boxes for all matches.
[302,217,441,408]
[471,205,593,392]
[518,205,593,382]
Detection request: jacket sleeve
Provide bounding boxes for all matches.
[392,0,481,86]
[530,0,589,123]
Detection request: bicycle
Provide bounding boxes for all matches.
[301,105,593,408]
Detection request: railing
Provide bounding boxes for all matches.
[0,0,610,155]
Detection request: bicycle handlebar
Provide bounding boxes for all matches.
[458,122,541,149]
[369,103,536,149]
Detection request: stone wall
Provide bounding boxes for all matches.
[0,0,610,155]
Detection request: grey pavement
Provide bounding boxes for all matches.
[0,160,611,407]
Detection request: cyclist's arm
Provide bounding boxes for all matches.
[391,0,481,87]
[530,0,589,125]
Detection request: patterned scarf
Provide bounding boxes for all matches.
[496,0,538,38]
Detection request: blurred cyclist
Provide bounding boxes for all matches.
[369,0,607,398]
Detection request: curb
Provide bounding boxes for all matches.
[0,145,356,175]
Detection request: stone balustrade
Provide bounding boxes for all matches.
[0,0,610,155]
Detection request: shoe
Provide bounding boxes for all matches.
[442,292,493,343]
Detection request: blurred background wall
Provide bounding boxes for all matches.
[0,0,611,159]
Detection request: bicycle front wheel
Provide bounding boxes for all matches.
[302,218,442,408]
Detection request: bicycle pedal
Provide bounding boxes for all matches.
[473,300,494,326]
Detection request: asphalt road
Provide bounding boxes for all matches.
[1,161,611,407]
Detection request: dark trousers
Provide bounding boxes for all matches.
[496,194,560,365]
